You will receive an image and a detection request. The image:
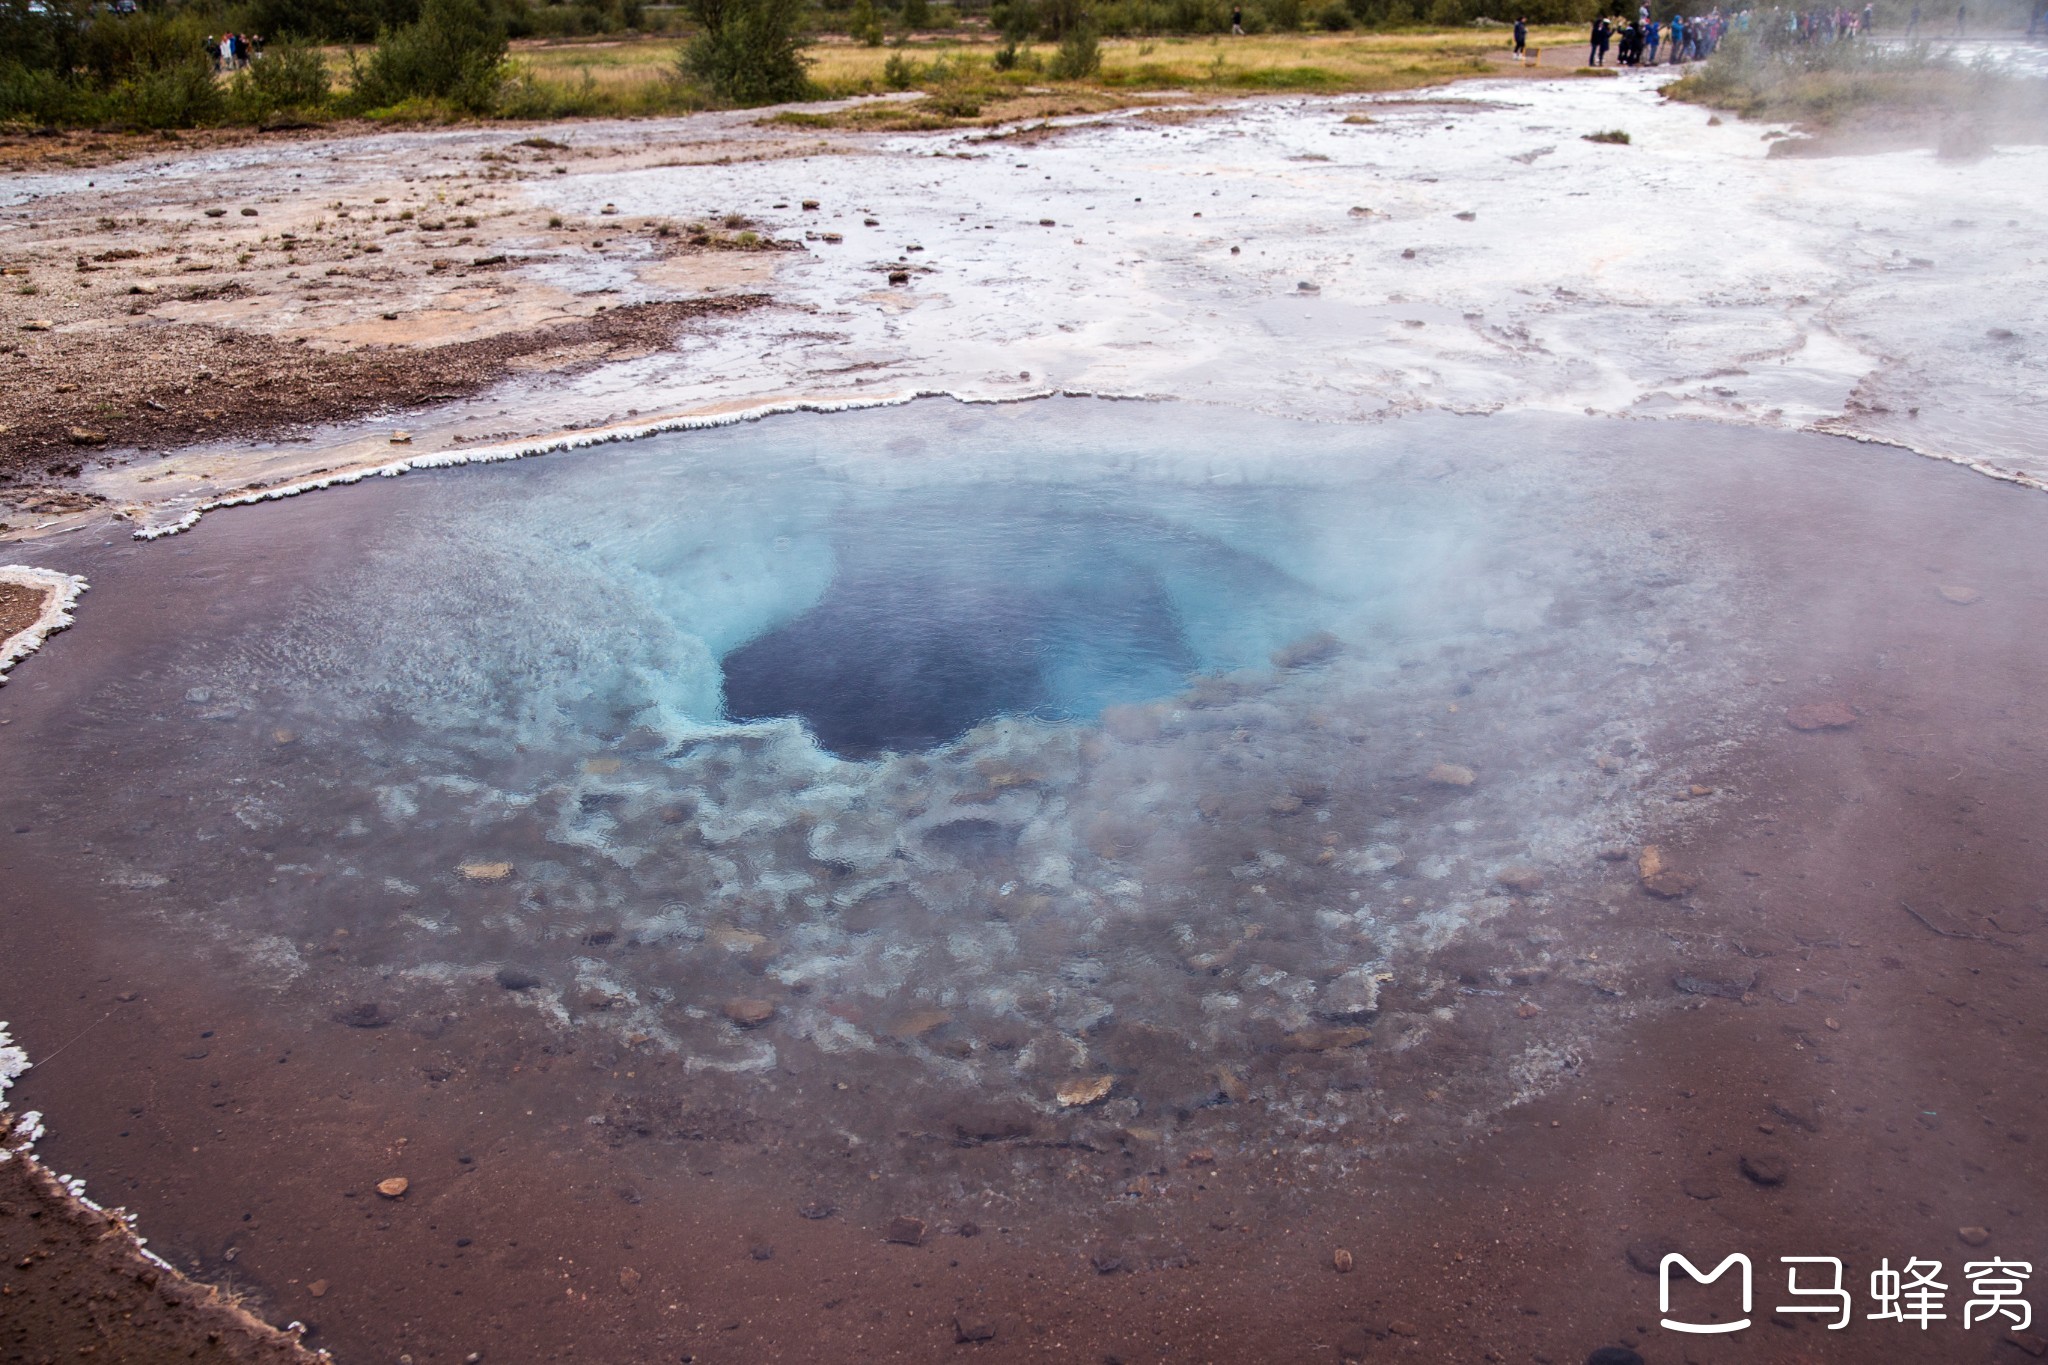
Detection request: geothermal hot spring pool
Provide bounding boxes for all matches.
[8,396,2048,1363]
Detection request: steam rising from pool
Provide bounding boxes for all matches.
[70,400,1765,1150]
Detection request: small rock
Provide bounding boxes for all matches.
[1316,968,1381,1022]
[494,967,542,991]
[308,1279,329,1297]
[1056,1074,1114,1107]
[1959,1225,1992,1247]
[204,207,226,218]
[1496,865,1544,894]
[600,203,619,215]
[723,998,775,1028]
[749,1244,773,1261]
[802,199,821,210]
[1938,584,1981,605]
[1216,1066,1250,1104]
[376,1177,410,1199]
[1347,205,1374,217]
[454,859,510,884]
[1090,1252,1125,1275]
[1186,1148,1216,1166]
[953,1315,997,1343]
[1625,1238,1677,1275]
[20,320,53,331]
[797,1200,837,1220]
[1596,846,1631,862]
[66,427,106,445]
[1689,784,1715,798]
[885,1215,925,1246]
[1038,217,1055,226]
[1739,1153,1788,1187]
[1584,1350,1644,1365]
[617,1267,640,1292]
[1276,1026,1372,1053]
[1673,969,1757,1000]
[389,431,414,445]
[1388,1319,1419,1337]
[1332,1248,1355,1273]
[240,207,258,217]
[887,269,910,285]
[2008,1329,2048,1358]
[1453,210,1477,221]
[1637,845,1698,899]
[1297,280,1320,294]
[1426,762,1476,788]
[1680,1177,1719,1200]
[1271,631,1341,669]
[1785,701,1857,731]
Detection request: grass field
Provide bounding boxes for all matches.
[404,25,1589,120]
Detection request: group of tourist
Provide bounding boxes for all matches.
[203,32,263,71]
[1507,1,1906,68]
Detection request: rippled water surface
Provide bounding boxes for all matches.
[38,398,1786,1154]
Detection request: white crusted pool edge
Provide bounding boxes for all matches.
[0,566,87,682]
[130,386,1163,542]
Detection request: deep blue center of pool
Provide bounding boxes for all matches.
[719,496,1265,757]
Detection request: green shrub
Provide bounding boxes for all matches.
[850,0,886,42]
[1047,17,1100,76]
[902,0,933,25]
[681,0,812,104]
[351,0,510,113]
[228,41,334,120]
[1317,0,1353,25]
[883,51,918,86]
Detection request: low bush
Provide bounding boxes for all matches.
[350,0,510,114]
[680,0,812,104]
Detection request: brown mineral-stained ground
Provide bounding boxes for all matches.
[0,579,49,645]
[1,1115,319,1365]
[0,123,829,521]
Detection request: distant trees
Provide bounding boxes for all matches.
[680,0,811,103]
[348,0,510,111]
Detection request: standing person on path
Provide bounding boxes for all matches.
[1513,15,1529,59]
[1645,13,1661,59]
[1231,4,1244,32]
[1906,1,1921,32]
[1955,1,1965,32]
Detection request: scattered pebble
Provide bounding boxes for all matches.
[1738,1153,1787,1187]
[376,1177,409,1199]
[1496,865,1543,894]
[1959,1225,1992,1247]
[457,860,511,881]
[723,997,775,1028]
[885,1215,926,1246]
[1426,762,1476,787]
[1785,701,1857,731]
[1636,845,1698,899]
[307,1279,329,1297]
[953,1315,997,1343]
[1332,1248,1354,1273]
[1055,1075,1114,1107]
[797,1200,837,1220]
